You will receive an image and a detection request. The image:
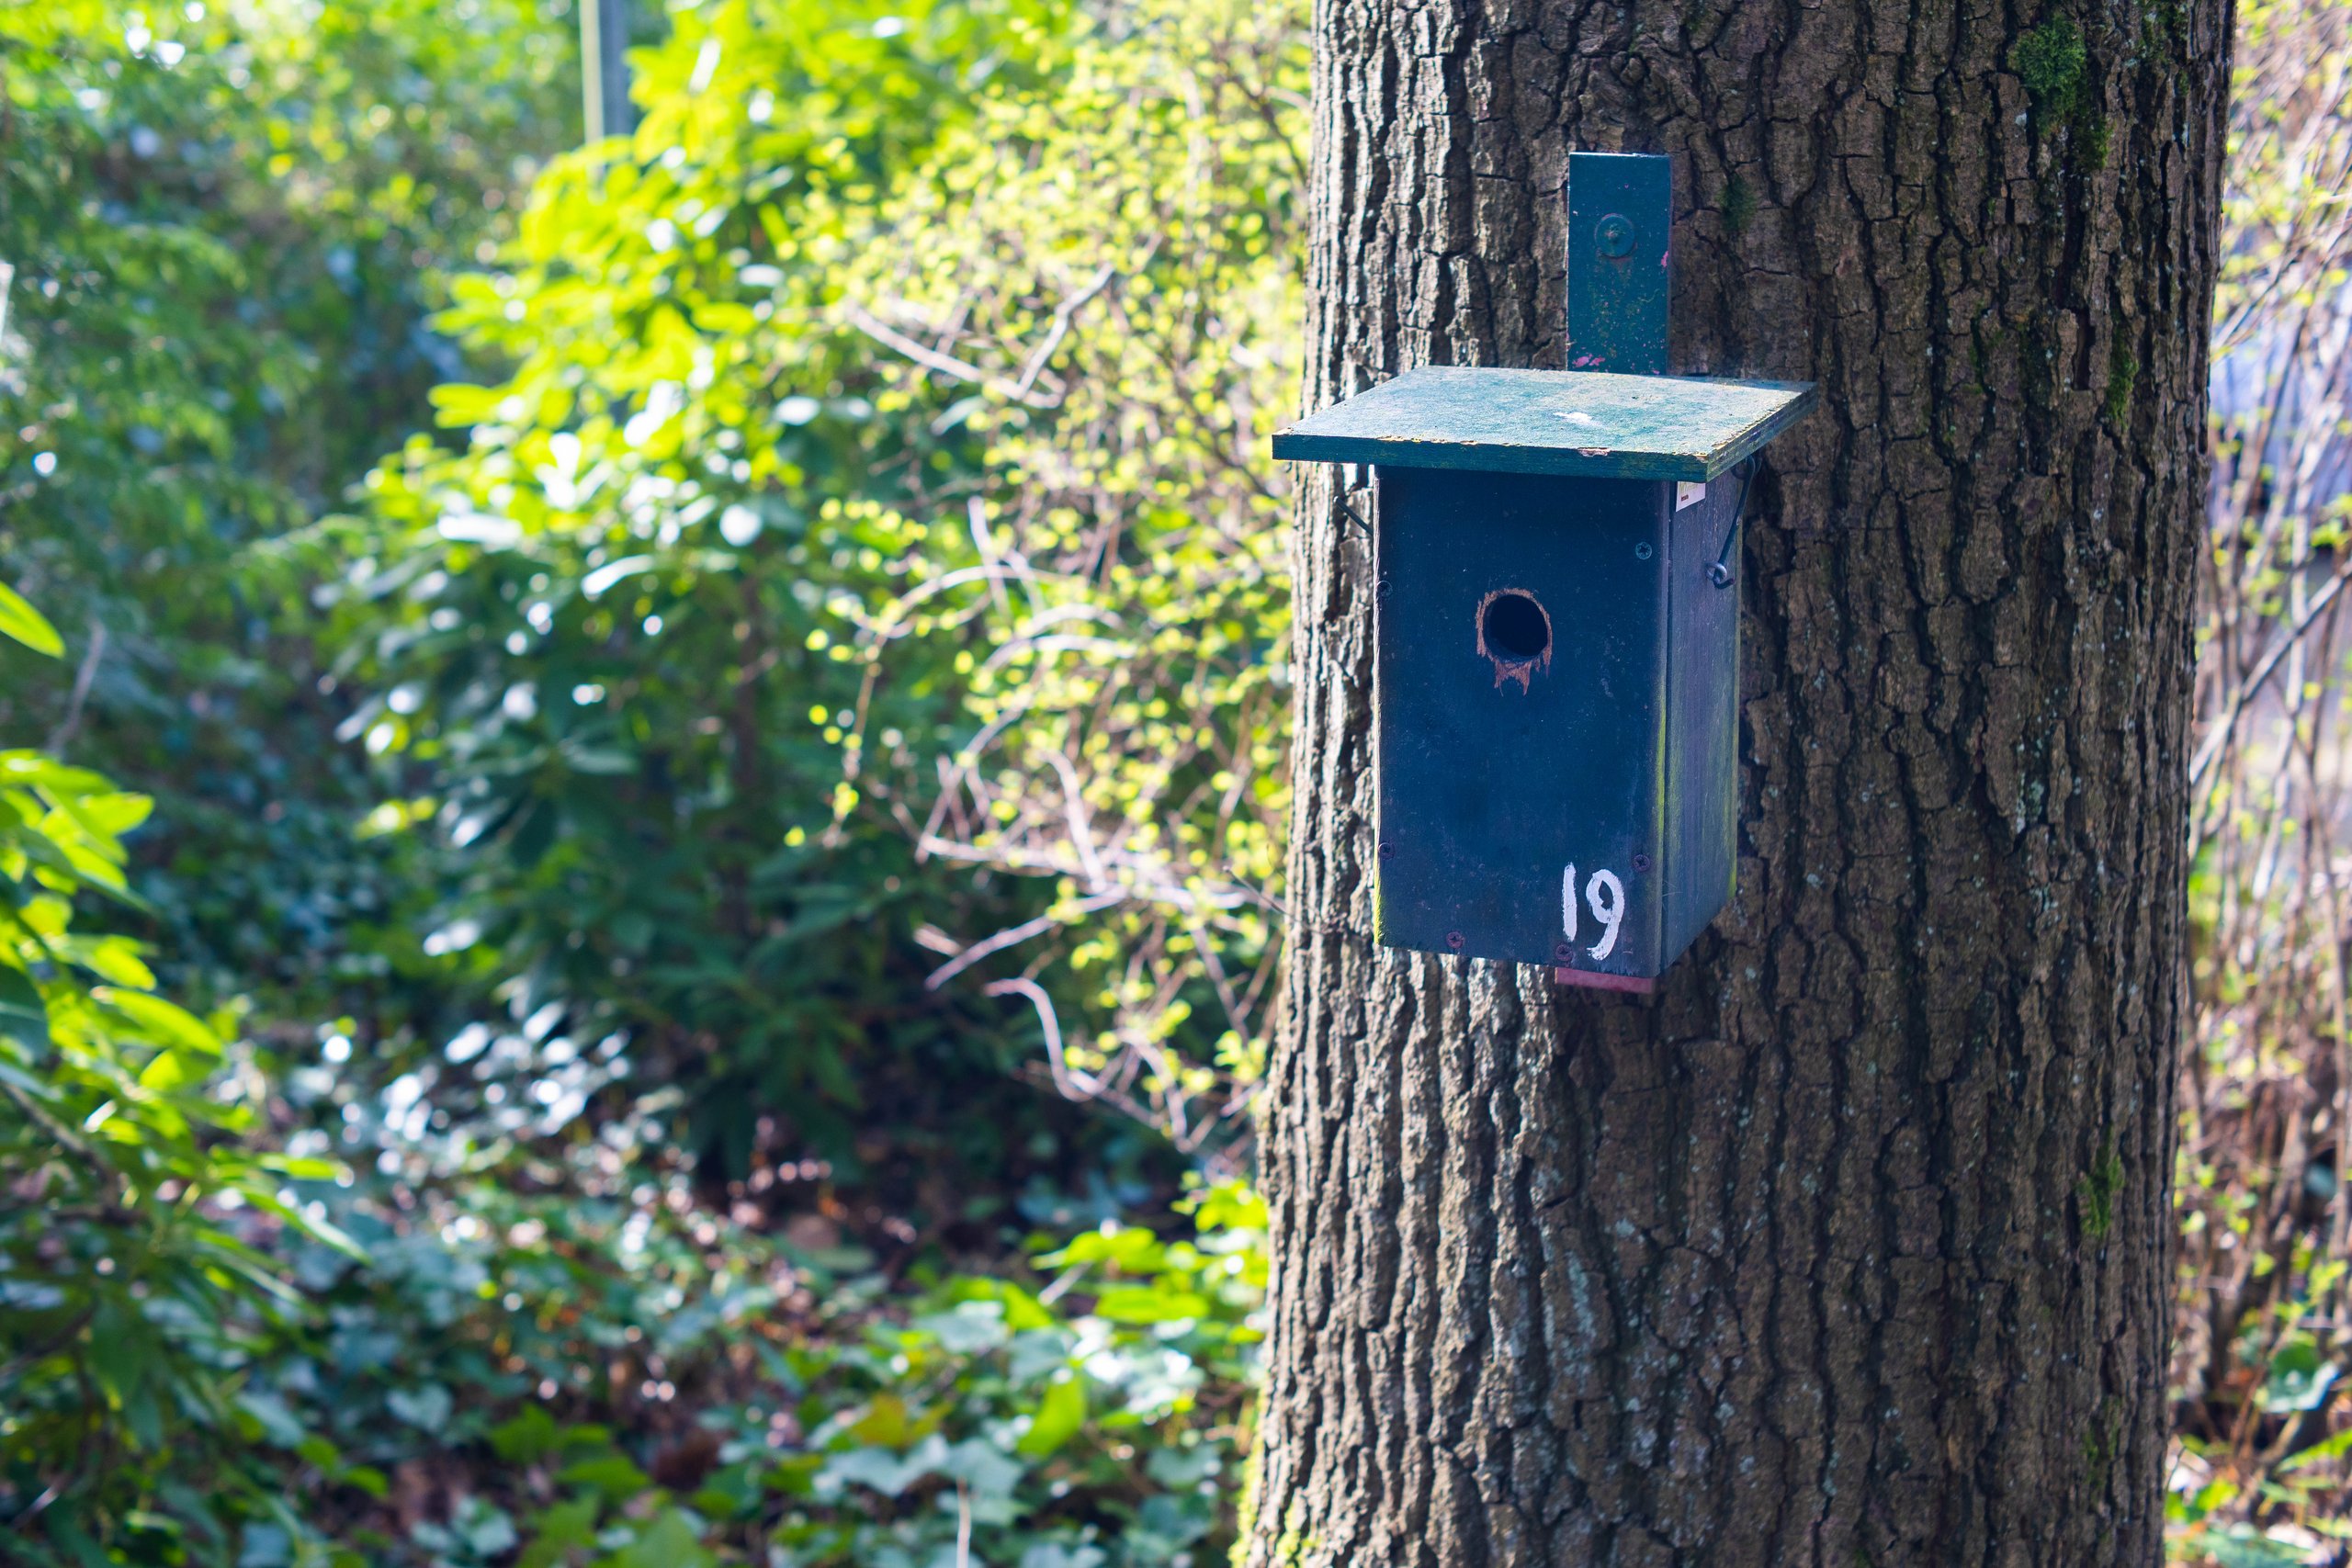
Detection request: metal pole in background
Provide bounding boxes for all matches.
[580,0,632,143]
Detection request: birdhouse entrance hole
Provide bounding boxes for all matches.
[1476,589,1552,691]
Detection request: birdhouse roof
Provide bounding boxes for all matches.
[1272,367,1817,482]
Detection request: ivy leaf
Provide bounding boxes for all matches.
[488,1404,562,1464]
[556,1450,651,1501]
[607,1510,715,1568]
[385,1382,454,1433]
[515,1497,600,1568]
[1016,1373,1084,1457]
[1092,1285,1209,1324]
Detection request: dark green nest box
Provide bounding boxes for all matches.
[1272,152,1816,991]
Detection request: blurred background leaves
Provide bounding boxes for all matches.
[1,0,1293,1562]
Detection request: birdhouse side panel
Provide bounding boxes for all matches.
[1661,479,1744,964]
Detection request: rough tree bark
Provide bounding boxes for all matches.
[1249,1,2232,1564]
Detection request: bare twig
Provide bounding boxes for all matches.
[922,889,1126,990]
[44,616,105,753]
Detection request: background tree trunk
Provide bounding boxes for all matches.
[1249,1,2232,1563]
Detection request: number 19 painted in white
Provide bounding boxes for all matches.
[1561,863,1627,962]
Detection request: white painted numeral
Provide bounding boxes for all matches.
[1584,870,1625,961]
[1562,863,1628,962]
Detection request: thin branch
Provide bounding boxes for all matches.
[922,889,1125,990]
[43,616,104,753]
[2189,552,2352,798]
[840,302,1065,410]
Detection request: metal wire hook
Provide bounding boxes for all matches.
[1708,457,1759,589]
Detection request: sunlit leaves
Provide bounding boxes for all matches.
[324,0,1096,1163]
[0,581,63,656]
[0,0,575,1544]
[811,0,1306,1152]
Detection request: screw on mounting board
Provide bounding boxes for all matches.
[1445,931,1465,951]
[1375,578,1391,598]
[1634,541,1654,560]
[1594,212,1637,258]
[1554,942,1575,963]
[1378,841,1396,860]
[1632,853,1652,872]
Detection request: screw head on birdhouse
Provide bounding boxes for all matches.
[1271,152,1816,988]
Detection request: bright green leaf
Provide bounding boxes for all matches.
[94,988,222,1055]
[0,581,63,658]
[1092,1286,1210,1324]
[1016,1373,1085,1457]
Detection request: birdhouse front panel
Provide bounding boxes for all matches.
[1372,466,1745,983]
[1374,467,1663,976]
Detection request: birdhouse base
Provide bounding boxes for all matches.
[1554,967,1657,995]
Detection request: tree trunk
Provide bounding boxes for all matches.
[1249,1,2231,1563]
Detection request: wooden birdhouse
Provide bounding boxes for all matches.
[1272,152,1815,989]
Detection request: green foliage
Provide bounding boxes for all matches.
[0,0,574,1021]
[0,581,64,658]
[0,0,1295,1560]
[194,1154,1262,1567]
[832,0,1300,1144]
[2177,7,2352,1562]
[329,0,1302,1166]
[314,0,1078,1171]
[0,577,357,1556]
